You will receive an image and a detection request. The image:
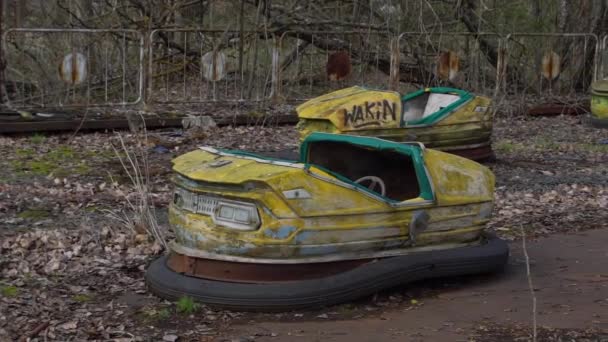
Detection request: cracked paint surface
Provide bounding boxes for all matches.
[169,136,495,260]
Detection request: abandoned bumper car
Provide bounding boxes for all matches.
[146,133,508,311]
[296,86,494,160]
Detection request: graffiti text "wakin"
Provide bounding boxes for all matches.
[343,100,397,128]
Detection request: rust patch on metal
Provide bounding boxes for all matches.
[201,51,226,81]
[541,51,560,80]
[437,50,459,81]
[58,52,87,85]
[327,51,352,81]
[527,103,589,116]
[167,252,370,283]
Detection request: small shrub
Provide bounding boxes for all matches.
[30,133,46,144]
[176,296,200,314]
[156,308,171,320]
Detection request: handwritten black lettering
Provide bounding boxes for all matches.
[382,99,396,121]
[343,100,397,128]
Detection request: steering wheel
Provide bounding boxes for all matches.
[354,176,386,197]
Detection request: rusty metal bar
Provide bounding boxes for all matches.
[0,113,299,133]
[167,251,369,283]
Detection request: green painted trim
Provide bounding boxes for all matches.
[300,132,434,202]
[400,87,473,127]
[217,133,435,203]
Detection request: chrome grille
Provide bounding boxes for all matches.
[174,187,219,215]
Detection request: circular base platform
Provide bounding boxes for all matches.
[442,144,495,162]
[145,234,509,311]
[589,115,608,129]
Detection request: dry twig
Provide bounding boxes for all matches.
[520,224,537,342]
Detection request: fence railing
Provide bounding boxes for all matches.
[147,29,277,104]
[2,29,607,109]
[3,28,144,109]
[277,31,394,101]
[501,33,598,99]
[397,32,504,96]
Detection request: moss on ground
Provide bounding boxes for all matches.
[0,285,19,298]
[9,144,93,178]
[17,209,51,220]
[73,294,94,303]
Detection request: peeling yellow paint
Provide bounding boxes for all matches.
[296,86,492,151]
[169,139,495,260]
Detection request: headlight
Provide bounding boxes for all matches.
[173,187,260,231]
[214,202,260,231]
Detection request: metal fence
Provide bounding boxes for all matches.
[3,28,144,109]
[277,31,394,101]
[2,29,607,110]
[600,35,608,81]
[501,33,598,98]
[397,32,504,95]
[147,29,277,104]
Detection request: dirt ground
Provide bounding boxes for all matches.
[1,115,607,341]
[224,229,608,342]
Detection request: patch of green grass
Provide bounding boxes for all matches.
[10,144,94,177]
[336,303,356,315]
[84,205,100,213]
[176,296,200,314]
[27,160,56,175]
[532,136,559,150]
[48,145,75,161]
[73,162,91,175]
[17,209,51,220]
[139,307,171,322]
[30,133,46,144]
[0,285,19,298]
[15,148,34,157]
[73,294,94,303]
[577,143,608,153]
[495,140,526,153]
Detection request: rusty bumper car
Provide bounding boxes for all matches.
[296,86,494,160]
[146,133,508,311]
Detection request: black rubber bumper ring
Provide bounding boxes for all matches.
[589,115,608,129]
[146,233,509,311]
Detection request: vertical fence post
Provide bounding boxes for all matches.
[389,36,400,91]
[0,0,6,106]
[592,34,600,82]
[270,35,281,102]
[599,36,604,81]
[494,35,508,98]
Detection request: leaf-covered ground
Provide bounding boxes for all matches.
[1,115,607,341]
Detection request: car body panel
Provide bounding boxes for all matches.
[296,86,493,153]
[169,133,495,262]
